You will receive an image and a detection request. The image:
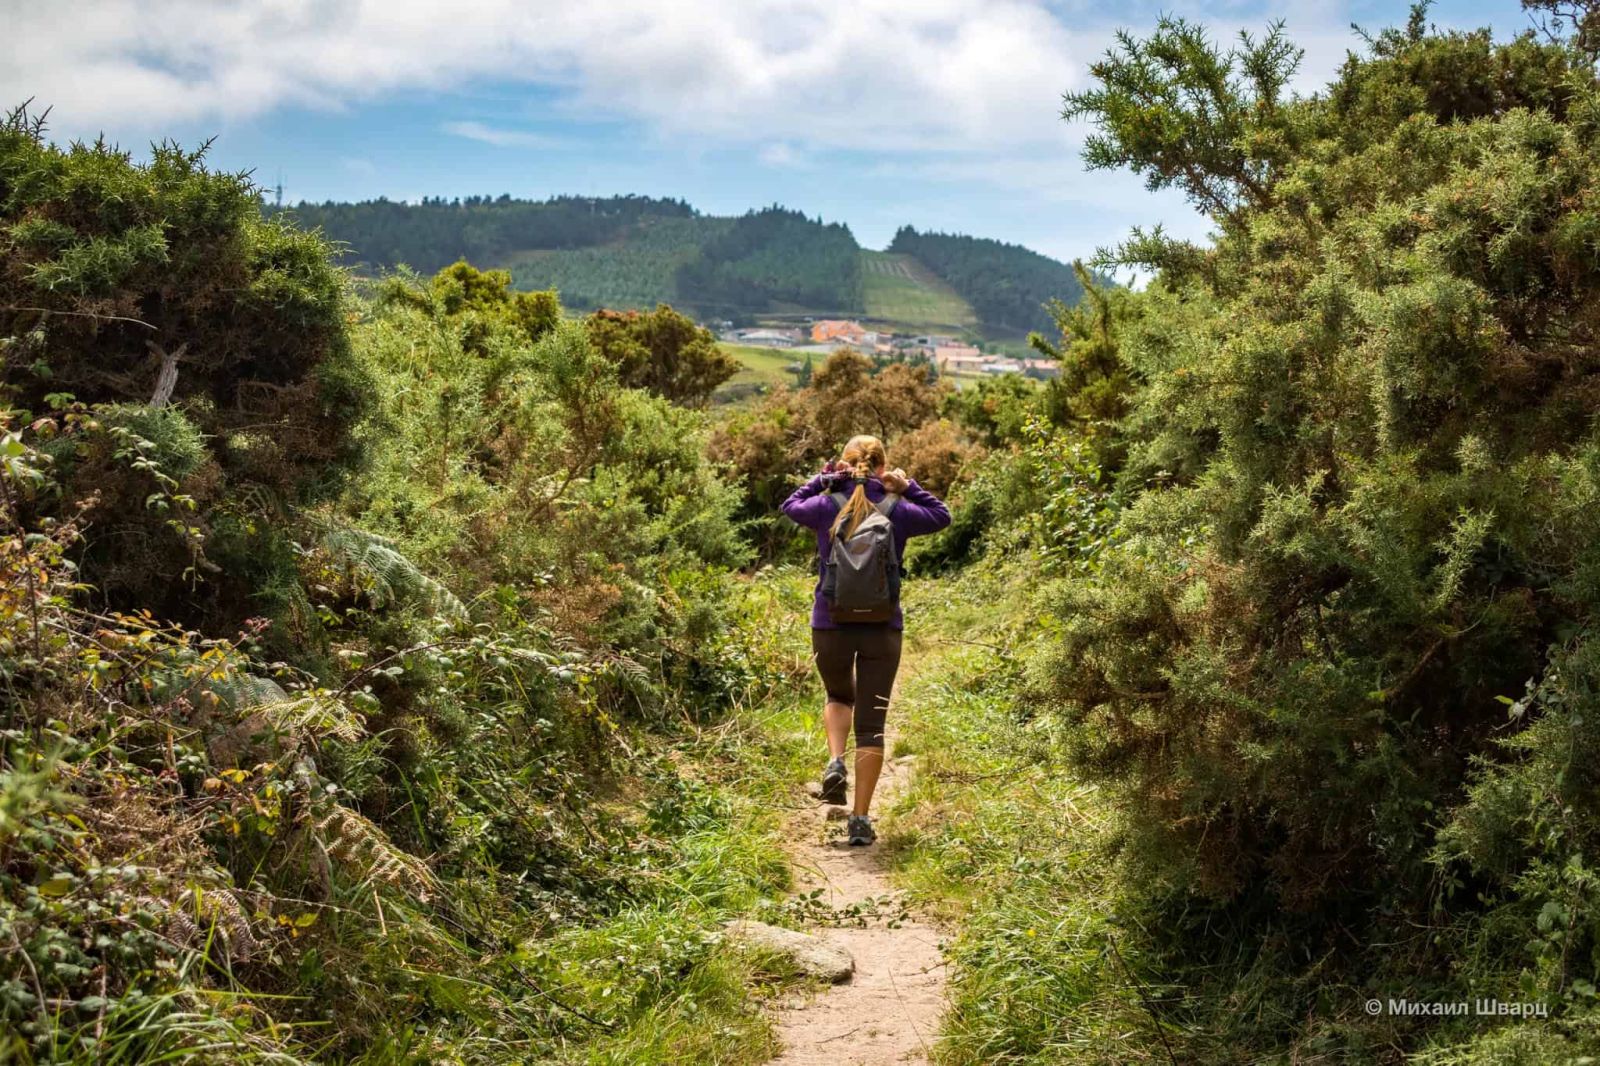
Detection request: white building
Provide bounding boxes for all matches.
[733,328,802,347]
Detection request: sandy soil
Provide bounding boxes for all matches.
[766,745,948,1065]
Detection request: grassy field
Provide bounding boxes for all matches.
[712,343,805,406]
[720,343,801,387]
[501,246,983,339]
[860,250,976,332]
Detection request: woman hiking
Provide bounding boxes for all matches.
[780,434,951,846]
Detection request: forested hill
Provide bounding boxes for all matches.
[281,194,1083,335]
[889,226,1090,336]
[282,193,696,273]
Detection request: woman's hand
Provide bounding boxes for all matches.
[881,467,909,493]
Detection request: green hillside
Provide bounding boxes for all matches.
[888,226,1093,337]
[282,193,695,273]
[859,250,976,331]
[504,215,717,309]
[281,194,1084,337]
[287,198,863,320]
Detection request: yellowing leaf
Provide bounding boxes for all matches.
[38,874,73,898]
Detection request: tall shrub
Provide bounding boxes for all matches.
[1032,12,1600,1055]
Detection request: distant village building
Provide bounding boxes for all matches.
[937,348,989,376]
[969,357,1063,379]
[734,328,801,348]
[811,319,868,344]
[933,344,986,374]
[934,347,1061,381]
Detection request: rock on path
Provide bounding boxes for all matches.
[726,920,856,984]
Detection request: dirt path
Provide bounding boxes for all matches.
[766,737,947,1065]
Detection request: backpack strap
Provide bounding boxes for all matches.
[829,492,850,509]
[875,493,901,516]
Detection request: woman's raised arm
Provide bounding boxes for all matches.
[892,478,951,536]
[780,473,841,531]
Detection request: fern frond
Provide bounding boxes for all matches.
[601,654,651,689]
[260,692,365,743]
[142,887,257,963]
[313,804,436,902]
[202,673,364,744]
[316,525,468,622]
[205,673,288,710]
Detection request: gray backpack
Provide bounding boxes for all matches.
[821,491,902,623]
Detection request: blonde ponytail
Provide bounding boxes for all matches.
[831,435,888,540]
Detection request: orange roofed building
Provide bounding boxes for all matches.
[811,319,867,344]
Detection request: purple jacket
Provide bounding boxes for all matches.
[780,474,952,629]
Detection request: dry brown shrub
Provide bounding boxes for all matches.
[527,575,624,639]
[889,418,984,497]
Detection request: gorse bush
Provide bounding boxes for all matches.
[1,104,367,633]
[585,303,740,407]
[1026,263,1141,470]
[1006,8,1600,1061]
[353,266,747,659]
[0,121,792,1063]
[0,106,363,490]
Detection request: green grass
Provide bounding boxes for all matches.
[877,561,1150,1064]
[550,568,826,1063]
[861,250,976,332]
[714,344,805,406]
[719,344,801,388]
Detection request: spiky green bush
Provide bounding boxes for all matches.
[1,142,787,1061]
[1,104,368,629]
[1006,12,1600,1062]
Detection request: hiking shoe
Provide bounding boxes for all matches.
[847,814,876,846]
[820,756,847,805]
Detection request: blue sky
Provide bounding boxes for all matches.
[8,0,1533,271]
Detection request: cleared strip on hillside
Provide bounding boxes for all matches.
[860,250,976,332]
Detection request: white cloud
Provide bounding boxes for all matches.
[758,141,801,167]
[5,0,1085,153]
[3,0,1527,239]
[441,120,562,148]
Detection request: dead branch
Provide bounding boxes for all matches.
[146,341,188,407]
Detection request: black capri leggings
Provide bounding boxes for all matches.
[811,625,903,749]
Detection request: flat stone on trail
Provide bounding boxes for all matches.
[823,804,849,821]
[768,743,947,1065]
[724,920,855,983]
